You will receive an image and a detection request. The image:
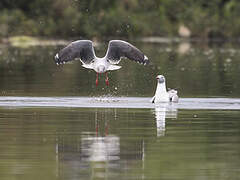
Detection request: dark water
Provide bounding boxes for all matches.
[0,108,240,180]
[0,41,240,179]
[1,41,240,97]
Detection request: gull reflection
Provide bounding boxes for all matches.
[80,111,120,179]
[81,131,120,162]
[153,103,177,137]
[55,109,121,179]
[55,108,147,179]
[177,42,191,54]
[81,135,120,179]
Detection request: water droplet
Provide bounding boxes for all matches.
[226,58,232,63]
[181,67,185,71]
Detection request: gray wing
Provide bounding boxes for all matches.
[105,40,149,65]
[54,40,96,65]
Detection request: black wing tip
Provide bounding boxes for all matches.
[54,53,66,65]
[144,55,150,65]
[54,53,59,65]
[137,55,149,65]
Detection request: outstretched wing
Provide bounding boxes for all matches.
[105,40,149,65]
[54,40,96,65]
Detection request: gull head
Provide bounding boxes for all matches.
[156,75,165,84]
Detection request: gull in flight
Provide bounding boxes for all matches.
[54,40,149,86]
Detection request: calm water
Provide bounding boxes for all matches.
[0,107,240,180]
[0,41,240,179]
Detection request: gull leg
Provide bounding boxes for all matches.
[105,72,109,86]
[96,73,99,86]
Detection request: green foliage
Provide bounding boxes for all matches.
[0,0,240,39]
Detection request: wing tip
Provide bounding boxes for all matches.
[54,53,66,65]
[143,55,149,65]
[54,53,59,65]
[137,55,149,65]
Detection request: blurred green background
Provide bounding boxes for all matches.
[1,0,240,40]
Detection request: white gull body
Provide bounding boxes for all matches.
[151,75,178,103]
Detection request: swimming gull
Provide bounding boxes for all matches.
[54,40,149,86]
[151,75,178,103]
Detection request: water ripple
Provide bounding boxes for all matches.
[0,96,240,110]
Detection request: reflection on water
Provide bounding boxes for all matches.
[78,112,120,179]
[55,109,144,179]
[0,107,240,179]
[81,135,120,178]
[153,103,177,137]
[177,42,191,54]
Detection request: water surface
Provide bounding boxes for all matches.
[0,41,240,179]
[0,96,240,110]
[0,107,239,180]
[1,41,240,97]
